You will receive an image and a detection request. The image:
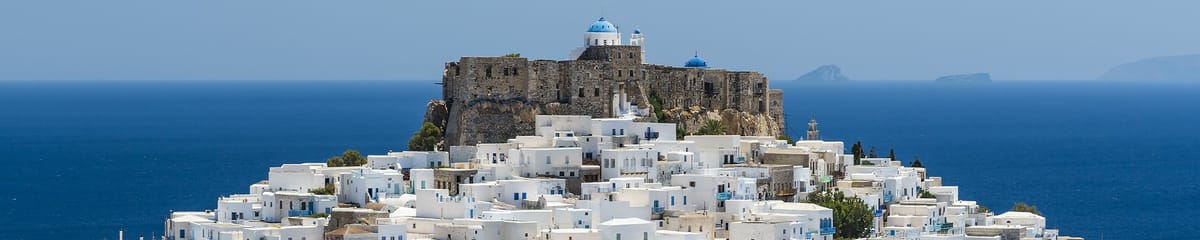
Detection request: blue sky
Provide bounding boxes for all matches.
[2,0,1198,81]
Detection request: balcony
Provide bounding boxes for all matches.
[652,207,665,214]
[716,192,732,201]
[288,209,313,217]
[936,223,954,233]
[820,226,836,235]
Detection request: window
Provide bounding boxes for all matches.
[579,88,585,98]
[514,193,520,200]
[179,230,185,238]
[594,87,600,97]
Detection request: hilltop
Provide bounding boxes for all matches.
[795,65,850,82]
[1099,54,1200,81]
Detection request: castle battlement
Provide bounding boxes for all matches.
[428,18,785,146]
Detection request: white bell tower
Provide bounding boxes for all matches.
[629,29,646,63]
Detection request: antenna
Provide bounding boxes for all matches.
[601,0,606,18]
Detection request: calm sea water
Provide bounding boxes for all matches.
[0,80,1196,239]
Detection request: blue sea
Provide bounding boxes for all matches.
[1,80,1196,239]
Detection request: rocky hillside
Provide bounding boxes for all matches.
[1099,54,1200,81]
[423,98,785,146]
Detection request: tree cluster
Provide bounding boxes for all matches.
[850,141,865,165]
[806,190,873,239]
[408,122,442,151]
[309,182,336,195]
[776,134,796,145]
[326,149,367,167]
[1010,202,1042,216]
[694,120,726,135]
[910,154,924,168]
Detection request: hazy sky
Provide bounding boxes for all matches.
[2,0,1198,81]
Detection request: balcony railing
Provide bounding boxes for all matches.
[820,227,836,235]
[652,207,665,214]
[716,192,732,201]
[288,209,313,217]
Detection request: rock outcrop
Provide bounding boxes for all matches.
[795,65,850,82]
[1098,54,1200,81]
[659,108,781,137]
[935,73,991,83]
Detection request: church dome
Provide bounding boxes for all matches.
[587,17,618,33]
[685,55,708,68]
[633,29,641,34]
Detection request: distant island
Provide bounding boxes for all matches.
[795,65,850,81]
[935,73,991,83]
[1098,54,1200,81]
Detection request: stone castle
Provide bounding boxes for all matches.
[424,17,786,146]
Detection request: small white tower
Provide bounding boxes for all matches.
[629,29,646,62]
[807,115,820,140]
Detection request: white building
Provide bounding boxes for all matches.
[338,167,404,207]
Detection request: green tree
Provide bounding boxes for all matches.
[910,154,924,168]
[888,148,896,161]
[326,149,367,167]
[977,204,991,213]
[850,141,864,165]
[806,190,873,239]
[502,53,521,58]
[1010,202,1042,216]
[776,134,796,145]
[648,93,669,122]
[919,190,936,199]
[695,120,726,135]
[676,128,688,140]
[408,122,442,151]
[309,183,336,195]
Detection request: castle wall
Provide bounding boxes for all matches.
[437,46,784,146]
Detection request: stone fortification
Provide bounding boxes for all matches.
[429,45,785,146]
